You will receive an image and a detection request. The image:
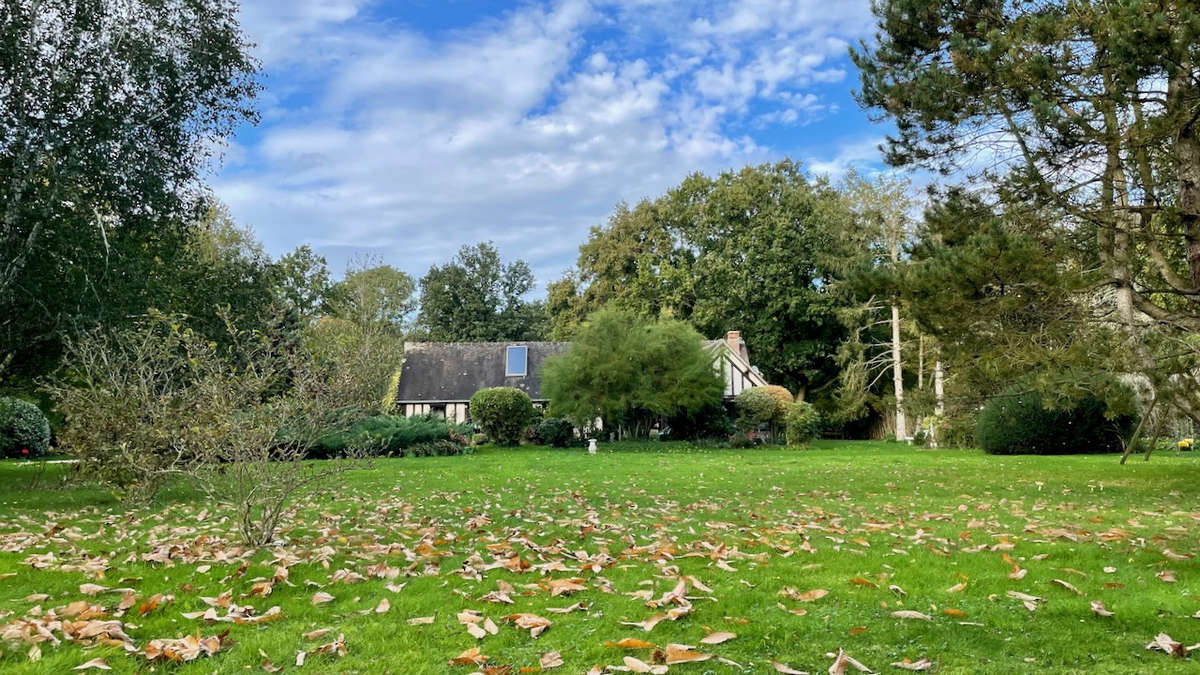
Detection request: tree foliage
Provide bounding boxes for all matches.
[542,308,724,439]
[0,0,259,390]
[550,161,854,396]
[853,0,1200,426]
[417,242,547,342]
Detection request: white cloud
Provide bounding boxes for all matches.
[215,0,881,285]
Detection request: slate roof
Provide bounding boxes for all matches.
[394,341,571,403]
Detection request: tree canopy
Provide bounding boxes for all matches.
[549,160,855,397]
[542,308,724,439]
[416,242,547,342]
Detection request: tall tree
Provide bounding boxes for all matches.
[416,242,547,341]
[328,259,416,335]
[838,173,918,438]
[853,0,1200,423]
[0,0,259,384]
[552,161,854,396]
[273,246,333,321]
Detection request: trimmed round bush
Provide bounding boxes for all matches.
[734,387,778,432]
[976,384,1138,455]
[469,387,535,446]
[0,397,51,458]
[785,401,821,446]
[536,417,575,447]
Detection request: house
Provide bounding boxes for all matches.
[393,330,768,423]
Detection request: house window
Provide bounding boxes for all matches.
[506,346,528,376]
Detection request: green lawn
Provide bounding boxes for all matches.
[0,441,1198,673]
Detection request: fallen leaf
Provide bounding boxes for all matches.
[1157,570,1177,583]
[74,658,112,670]
[540,651,563,669]
[827,648,873,674]
[891,610,932,621]
[375,598,390,614]
[1050,579,1082,595]
[700,631,736,645]
[848,577,878,588]
[771,661,807,674]
[311,592,334,605]
[605,638,657,649]
[1090,600,1114,617]
[408,615,435,625]
[891,657,934,671]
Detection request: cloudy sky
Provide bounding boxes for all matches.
[213,0,889,287]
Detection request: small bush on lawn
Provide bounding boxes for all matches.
[735,388,778,433]
[785,401,821,446]
[725,431,760,448]
[469,387,535,446]
[0,397,51,458]
[976,382,1138,455]
[536,417,575,447]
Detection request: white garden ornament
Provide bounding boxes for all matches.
[587,438,597,455]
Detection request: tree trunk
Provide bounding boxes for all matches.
[891,303,906,440]
[934,357,945,416]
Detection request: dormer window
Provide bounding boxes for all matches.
[505,345,528,376]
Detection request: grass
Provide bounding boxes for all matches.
[0,441,1198,673]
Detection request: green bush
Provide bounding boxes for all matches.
[309,414,468,458]
[976,384,1138,455]
[469,387,535,446]
[784,401,821,446]
[734,388,778,432]
[662,402,734,440]
[536,417,575,447]
[0,397,51,458]
[407,439,471,457]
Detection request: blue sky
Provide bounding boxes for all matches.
[213,0,891,287]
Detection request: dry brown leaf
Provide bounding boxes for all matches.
[848,577,878,588]
[310,592,334,605]
[1090,600,1114,617]
[375,598,390,614]
[605,637,657,649]
[1050,579,1082,595]
[942,608,967,618]
[505,613,552,637]
[663,644,713,664]
[848,626,868,636]
[771,661,807,674]
[946,582,967,593]
[73,658,112,670]
[450,647,489,666]
[827,648,873,674]
[540,651,564,669]
[1157,570,1177,583]
[891,657,934,671]
[622,656,667,674]
[891,610,932,621]
[1146,633,1186,658]
[303,628,331,640]
[408,615,436,625]
[700,631,736,645]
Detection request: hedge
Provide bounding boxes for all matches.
[469,387,535,446]
[976,383,1138,455]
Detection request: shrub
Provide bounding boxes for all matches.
[976,383,1138,455]
[0,397,51,458]
[725,431,760,448]
[407,439,470,457]
[536,417,575,447]
[784,401,821,446]
[939,413,976,448]
[734,388,778,432]
[662,402,734,440]
[469,387,535,446]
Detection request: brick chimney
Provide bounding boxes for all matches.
[726,330,748,362]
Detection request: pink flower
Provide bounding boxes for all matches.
[21,448,29,455]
